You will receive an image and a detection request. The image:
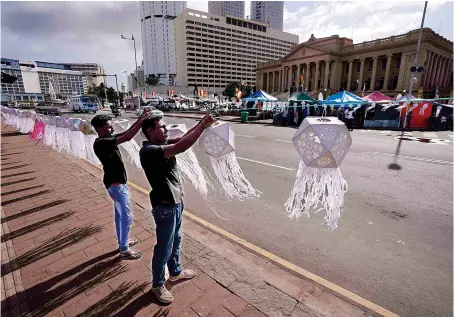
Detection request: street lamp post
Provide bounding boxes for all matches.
[389,1,428,170]
[121,34,140,108]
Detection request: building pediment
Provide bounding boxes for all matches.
[282,44,333,62]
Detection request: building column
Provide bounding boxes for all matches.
[383,54,393,91]
[280,68,284,92]
[370,56,378,91]
[266,72,270,92]
[429,54,441,89]
[346,60,353,91]
[323,60,330,89]
[296,63,301,91]
[357,58,365,92]
[434,56,445,89]
[443,60,452,87]
[261,72,266,91]
[314,61,320,91]
[421,51,433,88]
[437,57,447,89]
[287,65,293,91]
[275,71,279,92]
[305,63,311,91]
[396,53,409,91]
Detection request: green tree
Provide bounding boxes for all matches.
[146,74,159,86]
[106,87,119,103]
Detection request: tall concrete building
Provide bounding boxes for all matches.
[140,1,186,86]
[63,63,107,87]
[208,1,244,18]
[250,1,284,31]
[174,9,298,91]
[256,28,453,98]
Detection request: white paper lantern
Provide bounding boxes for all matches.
[79,120,100,165]
[55,117,71,154]
[199,121,259,200]
[285,117,352,230]
[111,120,142,168]
[166,123,213,197]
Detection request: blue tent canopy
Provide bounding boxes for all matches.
[242,90,278,102]
[320,91,365,107]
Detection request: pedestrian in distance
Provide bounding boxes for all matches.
[345,106,354,131]
[91,108,151,259]
[406,110,413,130]
[139,114,217,304]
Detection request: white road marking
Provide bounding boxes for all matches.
[379,130,392,134]
[236,134,257,138]
[237,157,294,171]
[422,132,438,138]
[445,133,454,139]
[274,139,292,143]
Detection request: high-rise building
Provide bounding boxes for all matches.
[63,63,107,87]
[250,1,284,31]
[174,9,298,91]
[208,1,244,18]
[140,1,186,86]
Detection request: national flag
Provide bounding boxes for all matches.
[152,92,156,97]
[197,88,201,97]
[204,90,207,97]
[361,83,366,97]
[300,75,305,86]
[142,92,147,98]
[236,88,242,100]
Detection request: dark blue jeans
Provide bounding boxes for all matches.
[152,201,184,288]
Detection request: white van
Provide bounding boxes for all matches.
[70,95,99,113]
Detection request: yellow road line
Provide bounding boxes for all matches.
[89,163,398,317]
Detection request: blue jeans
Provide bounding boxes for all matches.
[152,201,184,287]
[107,184,132,252]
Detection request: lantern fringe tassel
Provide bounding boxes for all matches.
[119,139,142,168]
[176,148,214,198]
[70,130,87,159]
[84,134,100,165]
[19,118,34,134]
[209,151,260,200]
[284,160,348,230]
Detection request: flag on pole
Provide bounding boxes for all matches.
[236,88,243,100]
[435,86,439,99]
[361,84,366,97]
[300,75,305,86]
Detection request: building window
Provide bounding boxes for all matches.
[356,63,360,73]
[368,61,373,71]
[381,59,387,71]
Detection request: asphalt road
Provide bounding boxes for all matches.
[69,110,453,317]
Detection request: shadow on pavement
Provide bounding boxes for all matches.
[1,225,103,276]
[112,290,169,317]
[1,164,30,171]
[1,132,23,137]
[1,177,36,187]
[1,211,76,243]
[1,199,68,224]
[2,171,35,178]
[1,161,23,166]
[0,152,23,156]
[2,251,124,317]
[1,185,43,197]
[75,281,150,317]
[1,189,52,206]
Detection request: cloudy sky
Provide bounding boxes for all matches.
[2,1,452,88]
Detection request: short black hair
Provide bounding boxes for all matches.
[91,115,112,130]
[141,116,162,137]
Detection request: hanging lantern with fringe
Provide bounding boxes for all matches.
[199,121,260,200]
[68,118,87,159]
[167,123,213,197]
[79,121,100,165]
[285,117,352,230]
[111,120,142,168]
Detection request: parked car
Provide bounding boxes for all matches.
[136,105,164,117]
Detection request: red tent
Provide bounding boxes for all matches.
[363,91,394,103]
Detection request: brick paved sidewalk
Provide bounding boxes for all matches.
[0,125,374,317]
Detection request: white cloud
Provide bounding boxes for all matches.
[284,1,452,44]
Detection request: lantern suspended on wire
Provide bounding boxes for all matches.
[79,120,100,165]
[55,116,71,154]
[44,116,57,150]
[285,117,352,230]
[167,123,213,197]
[111,120,142,168]
[68,118,87,159]
[199,121,260,200]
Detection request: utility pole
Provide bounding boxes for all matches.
[389,1,428,170]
